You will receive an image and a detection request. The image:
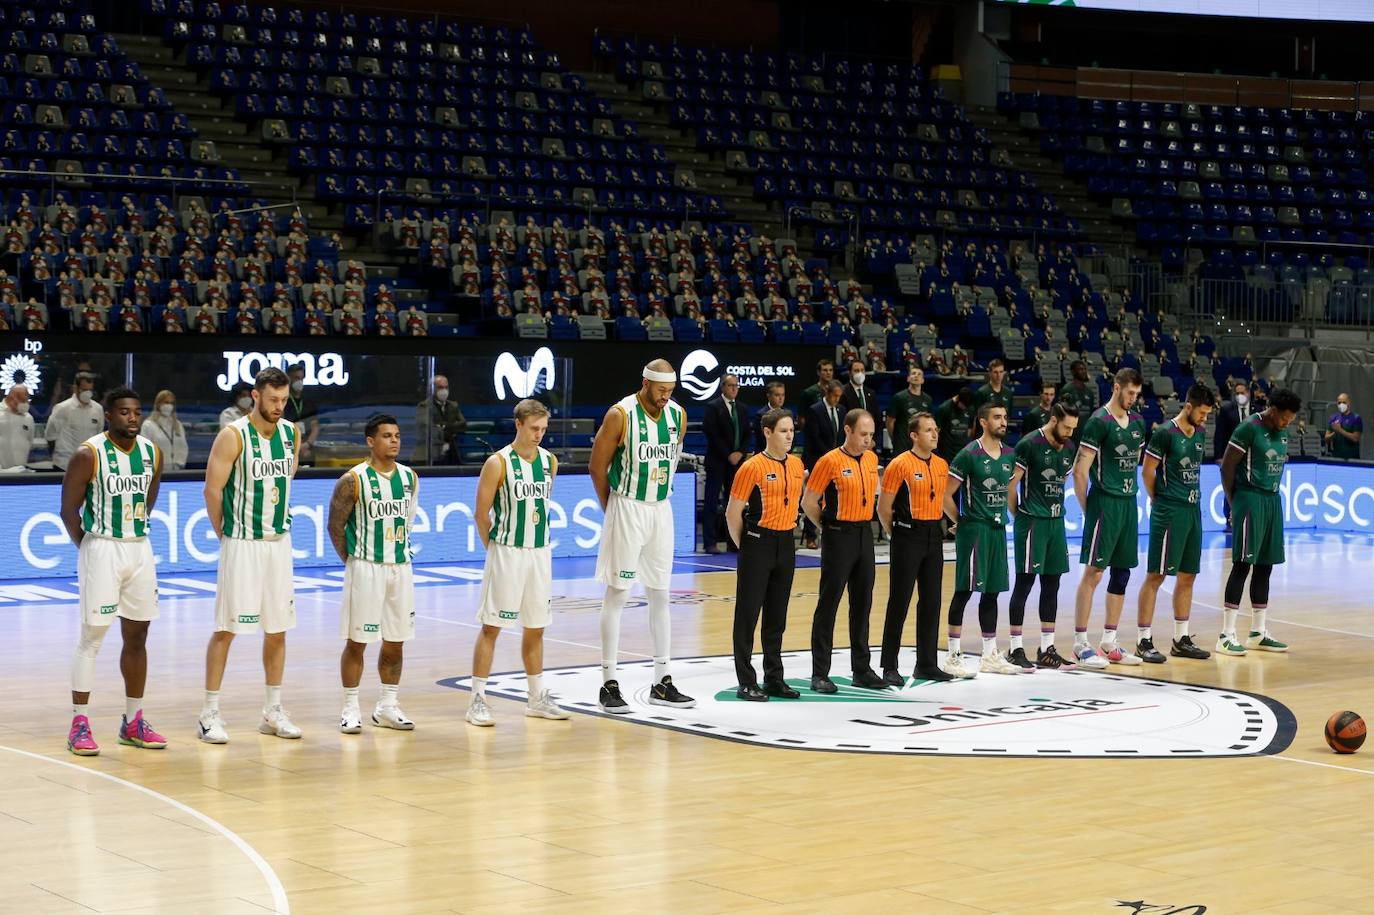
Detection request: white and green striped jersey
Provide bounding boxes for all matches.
[81,432,158,540]
[607,394,685,503]
[222,415,297,540]
[490,445,555,549]
[343,461,418,563]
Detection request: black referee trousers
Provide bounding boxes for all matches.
[733,526,796,686]
[811,521,876,678]
[880,519,944,672]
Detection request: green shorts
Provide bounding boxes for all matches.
[954,520,1009,594]
[1148,499,1202,576]
[1014,513,1069,576]
[1080,490,1139,570]
[1232,488,1285,566]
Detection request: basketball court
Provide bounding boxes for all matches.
[1,532,1371,914]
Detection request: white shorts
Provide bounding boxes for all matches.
[214,535,296,634]
[78,536,158,627]
[477,543,552,629]
[340,559,415,643]
[595,494,674,591]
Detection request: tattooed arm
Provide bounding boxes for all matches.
[327,473,357,563]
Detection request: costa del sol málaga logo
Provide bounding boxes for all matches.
[679,349,721,401]
[0,353,41,395]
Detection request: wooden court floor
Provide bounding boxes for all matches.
[1,533,1373,914]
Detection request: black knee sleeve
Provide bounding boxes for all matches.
[1106,566,1131,595]
[1250,564,1272,606]
[1008,573,1036,628]
[1225,561,1252,606]
[947,590,973,628]
[1038,573,1062,624]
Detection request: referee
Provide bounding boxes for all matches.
[726,409,804,701]
[801,408,884,693]
[877,413,954,684]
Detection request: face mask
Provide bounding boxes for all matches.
[159,403,174,417]
[852,372,866,387]
[435,388,449,403]
[77,390,93,404]
[15,402,28,416]
[290,380,304,394]
[1236,394,1249,406]
[236,396,252,411]
[1338,402,1350,414]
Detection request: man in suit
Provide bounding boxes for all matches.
[414,374,468,465]
[1214,380,1251,532]
[802,381,845,549]
[702,374,746,553]
[839,359,875,417]
[752,381,787,453]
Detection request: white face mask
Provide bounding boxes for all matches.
[290,380,304,394]
[77,389,94,404]
[236,396,253,412]
[1235,393,1248,406]
[1338,402,1350,414]
[159,403,174,417]
[14,402,29,416]
[435,388,450,403]
[852,372,866,387]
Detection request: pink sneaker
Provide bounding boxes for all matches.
[118,711,167,749]
[67,715,99,756]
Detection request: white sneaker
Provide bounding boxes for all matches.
[1073,643,1111,670]
[1099,640,1143,666]
[525,689,571,720]
[340,706,362,734]
[465,694,494,727]
[197,709,228,744]
[258,705,302,739]
[372,704,415,730]
[979,649,1022,675]
[941,652,978,679]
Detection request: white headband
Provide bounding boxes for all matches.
[643,367,677,383]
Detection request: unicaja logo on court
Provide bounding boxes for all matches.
[493,346,555,401]
[679,349,721,401]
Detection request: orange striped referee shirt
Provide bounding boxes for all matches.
[881,449,948,522]
[730,452,805,531]
[806,447,879,523]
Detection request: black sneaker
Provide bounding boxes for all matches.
[1006,647,1036,671]
[598,680,630,714]
[1170,635,1212,660]
[882,669,904,687]
[913,666,954,682]
[648,676,696,709]
[810,676,837,694]
[763,679,801,699]
[735,684,768,702]
[1035,645,1076,670]
[1137,638,1167,664]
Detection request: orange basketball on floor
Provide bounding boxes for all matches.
[1325,711,1366,754]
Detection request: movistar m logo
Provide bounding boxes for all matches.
[493,346,555,400]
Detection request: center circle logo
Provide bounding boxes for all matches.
[679,349,721,401]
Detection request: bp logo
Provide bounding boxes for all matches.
[679,349,721,401]
[438,649,1295,758]
[0,353,41,395]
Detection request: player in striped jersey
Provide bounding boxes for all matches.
[590,359,695,713]
[465,399,570,726]
[199,367,301,744]
[328,414,420,733]
[59,387,166,756]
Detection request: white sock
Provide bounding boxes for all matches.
[981,636,998,655]
[1222,608,1238,638]
[125,697,141,720]
[1009,634,1023,651]
[472,676,487,698]
[527,673,543,699]
[948,636,962,657]
[379,684,399,708]
[1252,608,1267,635]
[1139,627,1152,643]
[343,687,360,709]
[1100,628,1118,646]
[647,588,671,681]
[1074,630,1090,647]
[1040,631,1055,651]
[265,685,282,710]
[73,702,88,718]
[599,587,629,682]
[203,690,220,713]
[1174,618,1189,639]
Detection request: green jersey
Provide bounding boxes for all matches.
[1014,428,1074,519]
[490,444,555,548]
[1228,413,1290,494]
[800,383,825,414]
[222,415,297,540]
[607,393,685,503]
[888,388,933,453]
[1060,380,1098,416]
[971,383,1014,415]
[1020,405,1052,437]
[343,461,418,563]
[81,432,158,540]
[1146,418,1206,506]
[1078,406,1146,498]
[935,397,975,461]
[948,438,1016,526]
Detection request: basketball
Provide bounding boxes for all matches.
[1325,711,1367,754]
